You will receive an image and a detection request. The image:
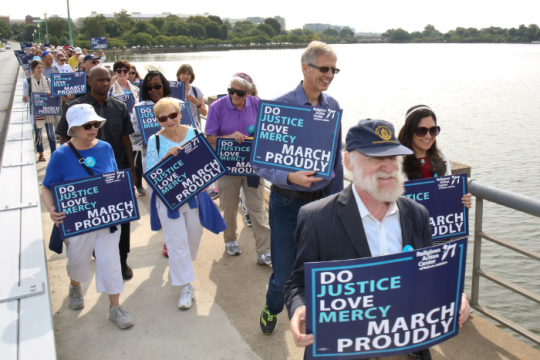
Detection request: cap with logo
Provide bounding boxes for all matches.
[66,104,106,136]
[345,119,413,157]
[83,54,99,62]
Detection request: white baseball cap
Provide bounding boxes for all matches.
[66,104,106,136]
[74,47,82,54]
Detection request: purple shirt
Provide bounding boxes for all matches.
[252,81,344,193]
[205,95,259,136]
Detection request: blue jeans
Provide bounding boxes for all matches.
[265,187,333,315]
[34,123,57,154]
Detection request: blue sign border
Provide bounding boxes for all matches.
[250,101,341,178]
[52,169,139,238]
[404,174,468,241]
[307,239,466,358]
[144,134,227,212]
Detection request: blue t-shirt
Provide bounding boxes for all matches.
[42,140,118,189]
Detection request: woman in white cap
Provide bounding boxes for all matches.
[41,104,134,330]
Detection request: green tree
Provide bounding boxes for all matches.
[163,21,189,37]
[290,28,304,37]
[166,15,181,22]
[389,28,411,42]
[187,22,205,39]
[289,34,301,44]
[187,16,211,26]
[150,18,166,33]
[265,18,281,34]
[205,22,221,39]
[257,23,275,38]
[411,31,423,39]
[114,9,132,24]
[323,28,339,37]
[230,37,242,46]
[135,33,155,47]
[339,28,354,38]
[303,29,314,36]
[82,16,107,37]
[131,21,159,37]
[155,35,172,47]
[207,15,223,25]
[219,24,228,40]
[273,35,288,44]
[173,35,191,46]
[46,18,68,39]
[105,20,124,37]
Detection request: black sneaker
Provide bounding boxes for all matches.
[245,214,252,227]
[260,304,278,334]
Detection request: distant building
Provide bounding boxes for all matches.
[0,15,10,25]
[88,11,210,23]
[274,16,286,31]
[303,23,332,32]
[225,16,286,31]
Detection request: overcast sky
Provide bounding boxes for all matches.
[5,0,540,33]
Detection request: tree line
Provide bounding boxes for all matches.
[8,10,356,48]
[384,24,540,43]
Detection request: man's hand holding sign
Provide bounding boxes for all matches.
[284,119,470,360]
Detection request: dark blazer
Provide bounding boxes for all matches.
[284,184,433,360]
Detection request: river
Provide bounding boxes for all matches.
[105,43,540,348]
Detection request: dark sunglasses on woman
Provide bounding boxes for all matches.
[115,69,129,74]
[227,87,249,97]
[157,112,178,123]
[82,122,101,130]
[146,84,164,91]
[414,126,441,137]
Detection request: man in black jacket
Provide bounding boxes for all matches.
[284,119,470,360]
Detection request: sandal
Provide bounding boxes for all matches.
[38,155,46,162]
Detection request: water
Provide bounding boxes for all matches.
[106,44,540,348]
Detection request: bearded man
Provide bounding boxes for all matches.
[283,119,470,360]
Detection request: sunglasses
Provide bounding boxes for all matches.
[414,126,441,137]
[308,63,340,74]
[157,112,178,123]
[58,59,65,62]
[82,122,101,130]
[115,69,129,74]
[88,60,100,65]
[129,72,137,75]
[146,84,163,92]
[227,87,249,97]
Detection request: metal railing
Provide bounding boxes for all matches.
[469,179,540,345]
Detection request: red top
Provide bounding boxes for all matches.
[417,157,434,178]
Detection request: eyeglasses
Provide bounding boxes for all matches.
[82,122,101,130]
[115,69,129,74]
[129,72,136,75]
[58,59,65,62]
[145,84,163,92]
[414,126,441,137]
[157,112,178,123]
[227,87,249,97]
[308,63,340,74]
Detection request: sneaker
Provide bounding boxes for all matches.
[226,241,242,256]
[245,213,252,227]
[68,285,85,310]
[163,244,169,258]
[208,188,219,200]
[178,284,195,309]
[260,304,278,334]
[109,305,134,329]
[257,253,272,266]
[137,186,146,196]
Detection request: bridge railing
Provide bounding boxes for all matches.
[469,179,540,345]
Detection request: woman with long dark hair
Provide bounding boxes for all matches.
[398,105,472,208]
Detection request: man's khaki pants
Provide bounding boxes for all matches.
[218,175,271,255]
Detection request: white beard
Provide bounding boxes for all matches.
[352,160,405,203]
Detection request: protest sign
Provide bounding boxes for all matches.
[114,94,135,115]
[135,103,196,146]
[169,81,185,101]
[21,42,32,50]
[50,71,87,95]
[43,43,51,49]
[217,94,227,99]
[250,100,342,179]
[143,134,226,212]
[51,169,140,239]
[305,237,467,360]
[16,54,30,72]
[32,93,61,115]
[91,37,107,49]
[216,138,256,176]
[404,174,469,242]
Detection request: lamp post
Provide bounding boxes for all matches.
[66,0,74,47]
[33,29,36,43]
[37,23,41,44]
[44,13,49,43]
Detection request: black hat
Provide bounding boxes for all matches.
[346,119,413,157]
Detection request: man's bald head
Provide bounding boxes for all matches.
[89,66,109,79]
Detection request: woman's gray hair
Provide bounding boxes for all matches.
[230,77,257,95]
[301,41,337,65]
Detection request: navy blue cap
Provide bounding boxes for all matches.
[346,119,413,157]
[83,54,99,62]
